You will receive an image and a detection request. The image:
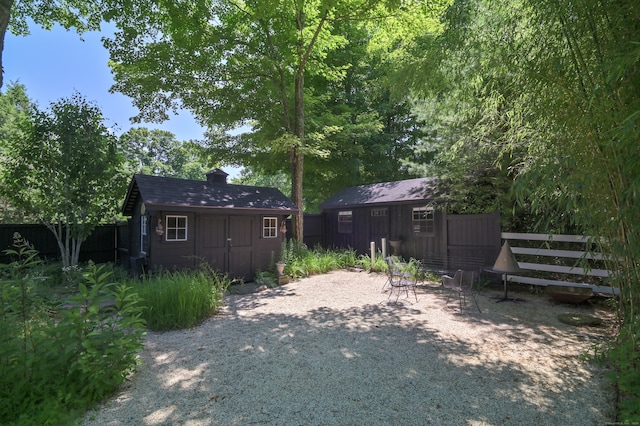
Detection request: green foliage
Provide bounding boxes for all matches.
[0,91,128,267]
[103,0,443,225]
[606,319,640,422]
[355,251,388,273]
[254,270,278,288]
[0,83,36,223]
[406,0,640,418]
[120,127,211,180]
[0,235,146,425]
[132,268,229,331]
[280,245,419,279]
[400,0,525,226]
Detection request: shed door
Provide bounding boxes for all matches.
[228,216,253,279]
[198,216,228,273]
[370,207,390,249]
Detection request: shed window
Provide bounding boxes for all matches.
[263,217,278,238]
[140,215,148,254]
[412,207,434,234]
[338,211,353,234]
[166,215,188,241]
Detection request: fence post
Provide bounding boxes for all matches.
[370,241,375,268]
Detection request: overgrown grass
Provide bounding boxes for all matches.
[131,268,230,331]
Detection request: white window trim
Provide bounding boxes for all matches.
[140,215,148,254]
[263,217,278,238]
[166,215,188,241]
[412,207,434,234]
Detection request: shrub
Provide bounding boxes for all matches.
[0,234,146,425]
[355,251,387,272]
[255,270,278,288]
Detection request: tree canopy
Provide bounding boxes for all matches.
[0,92,126,266]
[103,0,446,236]
[120,127,211,180]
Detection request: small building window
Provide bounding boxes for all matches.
[166,215,188,241]
[140,215,148,254]
[141,216,148,237]
[371,208,388,217]
[338,210,353,234]
[263,217,278,238]
[412,207,434,234]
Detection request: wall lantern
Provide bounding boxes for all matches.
[155,218,164,236]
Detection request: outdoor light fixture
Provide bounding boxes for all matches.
[491,241,523,302]
[155,218,164,236]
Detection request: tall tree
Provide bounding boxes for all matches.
[0,92,126,267]
[0,82,33,222]
[120,127,210,180]
[103,0,424,241]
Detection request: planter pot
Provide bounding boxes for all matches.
[389,240,401,255]
[276,262,286,276]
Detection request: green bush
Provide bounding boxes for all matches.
[606,317,640,422]
[355,251,388,272]
[281,244,368,278]
[133,268,229,331]
[254,270,278,288]
[0,234,146,426]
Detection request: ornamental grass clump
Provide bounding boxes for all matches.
[134,269,229,331]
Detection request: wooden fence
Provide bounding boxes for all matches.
[502,232,617,295]
[0,224,117,265]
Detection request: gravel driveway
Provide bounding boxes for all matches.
[82,270,616,425]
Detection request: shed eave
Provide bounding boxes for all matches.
[125,202,299,216]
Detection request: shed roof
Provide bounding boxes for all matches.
[319,177,438,210]
[122,174,299,216]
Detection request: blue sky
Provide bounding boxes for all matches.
[4,22,205,142]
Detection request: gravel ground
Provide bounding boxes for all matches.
[81,270,616,425]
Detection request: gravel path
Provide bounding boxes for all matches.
[82,270,616,425]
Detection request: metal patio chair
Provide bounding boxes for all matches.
[442,269,481,313]
[385,256,418,302]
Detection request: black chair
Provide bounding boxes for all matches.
[442,270,481,313]
[385,257,418,302]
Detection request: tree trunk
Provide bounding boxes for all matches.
[291,68,304,242]
[0,0,14,89]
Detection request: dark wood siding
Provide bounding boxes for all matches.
[139,211,287,280]
[149,211,197,270]
[197,214,229,274]
[321,207,500,270]
[446,212,501,265]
